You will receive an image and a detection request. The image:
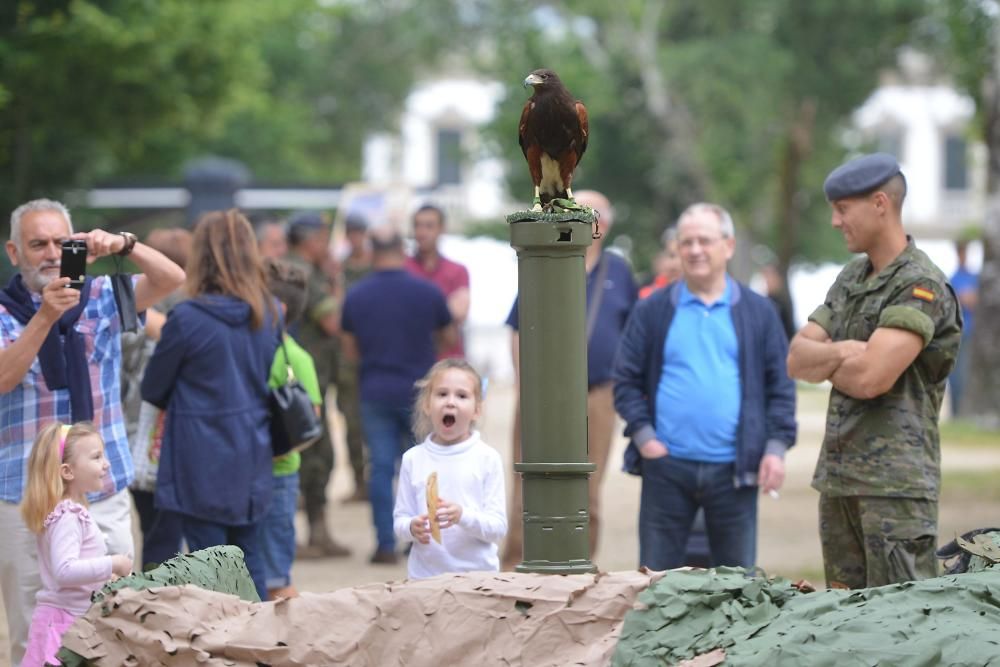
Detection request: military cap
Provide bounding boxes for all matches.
[823,153,905,201]
[288,211,326,231]
[287,211,327,245]
[344,214,369,232]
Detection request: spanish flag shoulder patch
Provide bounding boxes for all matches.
[912,286,935,302]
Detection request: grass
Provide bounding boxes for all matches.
[940,419,1000,448]
[941,469,1000,502]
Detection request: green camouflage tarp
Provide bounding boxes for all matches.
[613,566,1000,666]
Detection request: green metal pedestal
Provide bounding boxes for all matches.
[508,210,597,574]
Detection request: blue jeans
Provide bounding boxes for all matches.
[639,456,758,570]
[948,334,972,416]
[259,472,299,590]
[360,401,414,552]
[177,513,267,602]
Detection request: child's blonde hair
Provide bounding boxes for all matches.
[21,422,102,533]
[412,359,484,442]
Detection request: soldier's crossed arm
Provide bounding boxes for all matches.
[829,280,946,400]
[830,327,923,399]
[786,322,866,384]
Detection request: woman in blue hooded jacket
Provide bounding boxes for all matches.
[141,209,279,599]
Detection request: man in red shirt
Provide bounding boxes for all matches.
[405,204,470,359]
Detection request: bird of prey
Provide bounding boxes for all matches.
[519,69,589,211]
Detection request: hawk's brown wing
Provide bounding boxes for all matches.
[519,100,542,187]
[575,101,589,160]
[518,100,534,158]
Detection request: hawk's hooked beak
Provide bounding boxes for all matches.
[523,73,543,88]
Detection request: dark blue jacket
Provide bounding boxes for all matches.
[141,295,279,525]
[613,279,797,485]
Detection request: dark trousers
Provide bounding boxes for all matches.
[639,457,758,570]
[819,494,937,589]
[360,400,413,551]
[299,391,335,523]
[178,513,267,602]
[130,489,183,570]
[337,362,367,486]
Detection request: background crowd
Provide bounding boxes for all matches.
[0,149,975,664]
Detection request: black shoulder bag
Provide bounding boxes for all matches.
[269,333,323,457]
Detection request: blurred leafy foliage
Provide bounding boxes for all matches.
[470,0,923,274]
[0,0,462,235]
[920,0,999,424]
[0,0,990,282]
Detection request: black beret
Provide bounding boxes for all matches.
[287,211,327,245]
[823,153,904,201]
[288,211,325,231]
[344,214,369,231]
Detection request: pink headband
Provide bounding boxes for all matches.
[58,424,71,460]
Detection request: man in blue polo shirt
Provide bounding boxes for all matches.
[340,227,454,565]
[613,202,796,570]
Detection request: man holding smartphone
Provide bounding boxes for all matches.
[0,198,185,665]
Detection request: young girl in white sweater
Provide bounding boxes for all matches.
[393,359,507,579]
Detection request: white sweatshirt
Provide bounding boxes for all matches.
[393,431,507,579]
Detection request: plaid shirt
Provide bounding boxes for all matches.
[0,275,135,503]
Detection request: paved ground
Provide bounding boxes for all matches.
[2,382,999,664]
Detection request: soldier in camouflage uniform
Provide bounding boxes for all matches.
[337,215,372,502]
[787,153,962,589]
[286,212,350,559]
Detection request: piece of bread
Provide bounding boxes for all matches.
[427,472,442,544]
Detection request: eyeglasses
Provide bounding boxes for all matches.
[678,236,725,250]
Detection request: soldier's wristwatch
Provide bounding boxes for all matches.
[116,231,138,257]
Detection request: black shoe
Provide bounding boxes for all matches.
[370,549,399,565]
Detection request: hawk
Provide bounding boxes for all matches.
[519,69,589,211]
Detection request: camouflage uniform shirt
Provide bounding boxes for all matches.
[286,253,339,387]
[809,238,961,500]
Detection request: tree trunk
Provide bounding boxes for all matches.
[962,22,1000,426]
[775,99,817,282]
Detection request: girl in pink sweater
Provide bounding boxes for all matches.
[20,422,132,666]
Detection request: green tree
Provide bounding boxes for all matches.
[0,0,266,215]
[0,0,464,223]
[131,0,467,185]
[472,0,921,277]
[0,0,465,282]
[926,0,1000,425]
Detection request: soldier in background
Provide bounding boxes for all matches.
[787,153,961,588]
[286,212,350,559]
[337,215,372,502]
[254,217,288,260]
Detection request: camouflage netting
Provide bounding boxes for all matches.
[57,567,662,666]
[57,546,258,666]
[54,540,1000,666]
[612,566,1000,666]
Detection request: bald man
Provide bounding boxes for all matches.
[502,190,639,568]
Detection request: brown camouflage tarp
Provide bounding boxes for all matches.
[60,570,663,666]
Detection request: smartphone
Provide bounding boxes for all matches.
[60,240,89,289]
